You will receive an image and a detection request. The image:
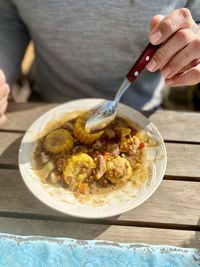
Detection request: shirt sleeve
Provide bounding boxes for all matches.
[186,0,200,24]
[0,0,30,84]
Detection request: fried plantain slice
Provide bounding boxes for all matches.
[44,129,73,154]
[74,112,104,144]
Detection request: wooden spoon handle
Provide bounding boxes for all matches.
[127,43,160,82]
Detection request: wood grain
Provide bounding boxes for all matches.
[165,143,200,178]
[1,132,200,178]
[2,103,200,145]
[0,133,23,165]
[0,170,199,226]
[2,102,56,131]
[150,110,200,143]
[0,217,199,248]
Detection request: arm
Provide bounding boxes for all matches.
[0,0,30,126]
[146,2,200,87]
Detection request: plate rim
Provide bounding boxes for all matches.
[18,98,167,219]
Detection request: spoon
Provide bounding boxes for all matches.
[85,43,159,132]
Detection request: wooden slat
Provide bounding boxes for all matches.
[3,104,200,145]
[0,217,199,248]
[1,133,200,178]
[2,102,57,131]
[0,133,23,165]
[150,110,200,143]
[165,143,200,178]
[0,170,199,226]
[120,180,200,225]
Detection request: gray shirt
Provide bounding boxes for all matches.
[0,0,200,109]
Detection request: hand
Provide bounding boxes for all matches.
[146,8,200,87]
[0,70,10,126]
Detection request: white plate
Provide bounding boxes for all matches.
[19,98,167,219]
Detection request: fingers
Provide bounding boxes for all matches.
[161,37,200,79]
[150,15,164,30]
[149,8,195,45]
[0,115,7,127]
[146,28,194,72]
[177,58,200,74]
[166,64,200,87]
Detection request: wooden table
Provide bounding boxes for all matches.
[0,102,199,248]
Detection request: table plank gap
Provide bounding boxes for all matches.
[164,175,200,182]
[0,170,199,226]
[2,103,199,142]
[0,129,26,134]
[0,212,199,232]
[1,133,200,178]
[165,140,200,145]
[0,217,199,248]
[0,164,19,170]
[1,166,199,182]
[150,110,200,143]
[165,142,200,178]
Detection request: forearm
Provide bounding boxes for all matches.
[0,0,30,84]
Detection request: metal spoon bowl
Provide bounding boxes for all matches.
[85,78,131,132]
[85,43,159,132]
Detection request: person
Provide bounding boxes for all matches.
[0,0,200,127]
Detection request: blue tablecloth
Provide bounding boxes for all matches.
[0,233,199,267]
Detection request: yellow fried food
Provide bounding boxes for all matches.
[120,135,140,154]
[44,129,73,154]
[74,112,104,144]
[115,127,140,154]
[116,127,132,142]
[105,156,132,184]
[63,152,96,188]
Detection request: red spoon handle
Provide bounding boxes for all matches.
[126,43,159,82]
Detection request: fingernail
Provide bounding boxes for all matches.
[150,31,162,44]
[162,67,171,78]
[146,60,156,71]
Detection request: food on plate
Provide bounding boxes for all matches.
[44,129,73,154]
[34,111,155,197]
[74,112,104,144]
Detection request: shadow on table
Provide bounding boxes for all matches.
[186,218,200,249]
[0,216,118,241]
[0,136,23,167]
[0,137,119,240]
[7,101,46,113]
[0,133,50,168]
[141,109,156,118]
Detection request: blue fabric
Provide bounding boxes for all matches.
[0,233,199,267]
